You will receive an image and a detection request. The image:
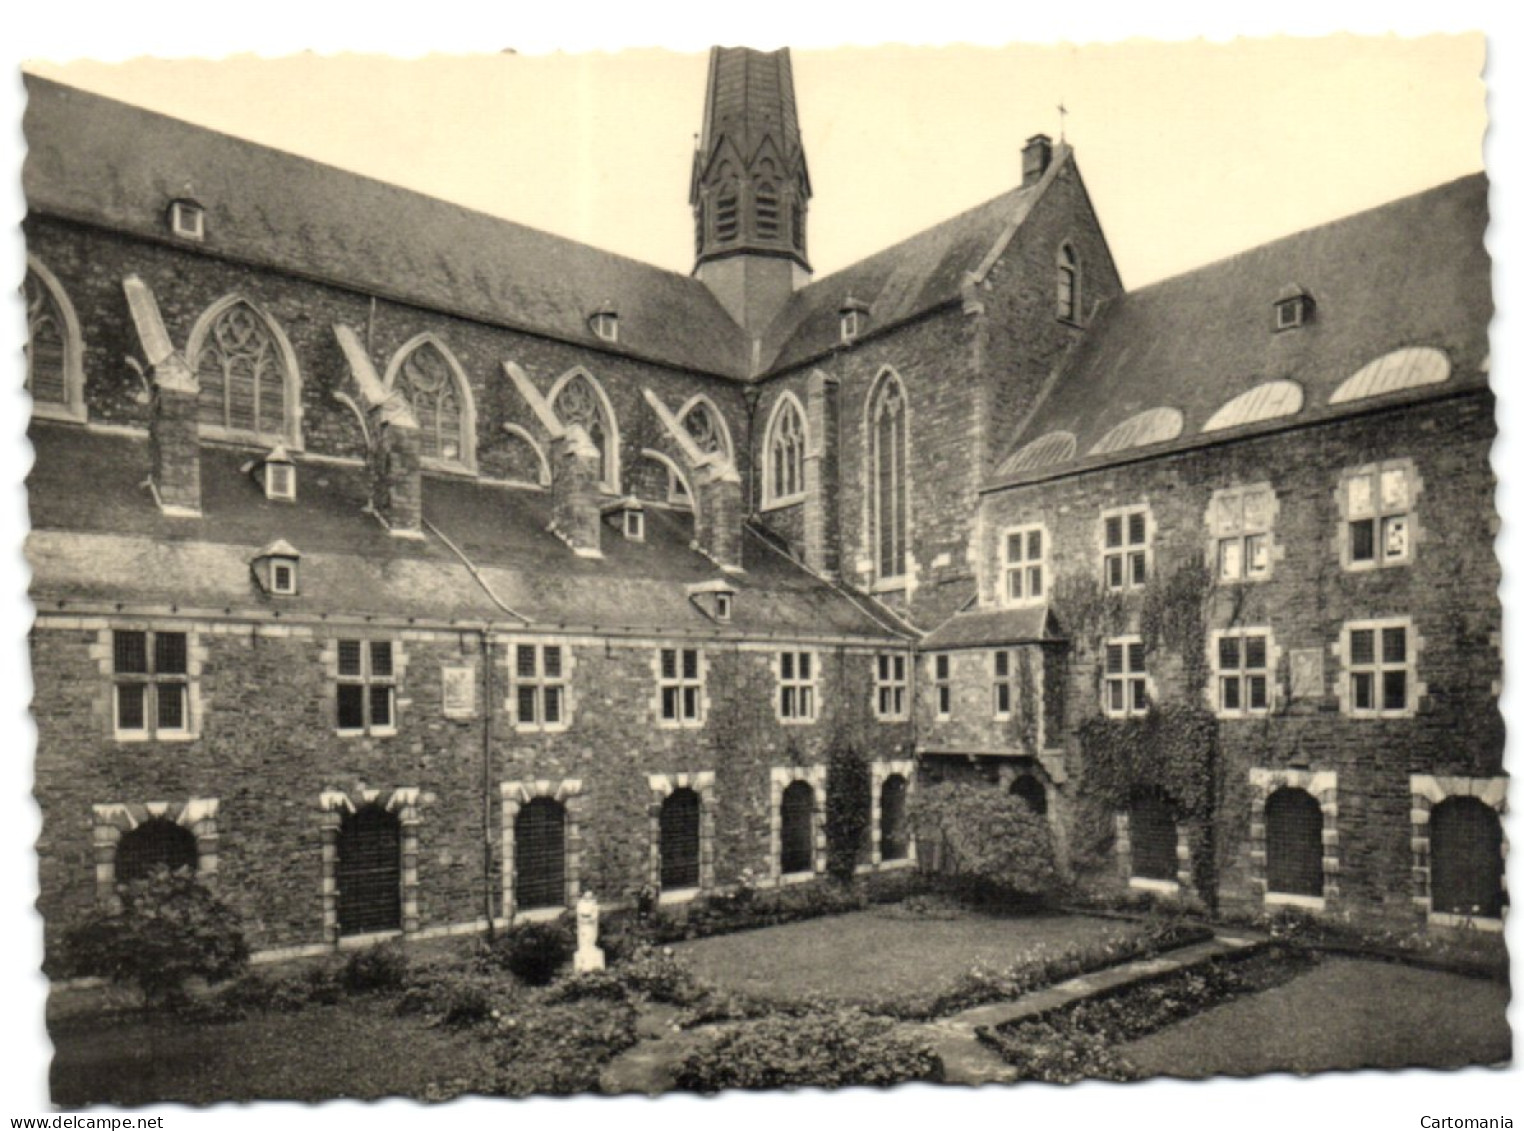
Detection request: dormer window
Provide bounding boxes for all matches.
[687,579,736,624]
[252,444,296,501]
[604,497,645,542]
[840,297,869,344]
[168,199,205,242]
[1274,286,1314,332]
[589,305,619,343]
[251,540,301,597]
[625,509,644,541]
[715,593,732,622]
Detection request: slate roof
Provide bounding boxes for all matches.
[698,48,805,173]
[25,422,903,641]
[21,75,753,380]
[919,606,1061,651]
[991,173,1492,486]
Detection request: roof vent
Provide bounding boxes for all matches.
[687,578,735,623]
[251,539,300,597]
[589,302,619,343]
[167,198,205,242]
[1273,285,1314,332]
[1022,134,1053,187]
[603,496,646,542]
[249,444,297,501]
[839,296,869,344]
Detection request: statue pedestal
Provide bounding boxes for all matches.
[574,945,606,974]
[573,891,604,973]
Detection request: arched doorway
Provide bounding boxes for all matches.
[780,781,815,875]
[336,805,402,936]
[515,797,568,911]
[880,774,909,862]
[1265,787,1324,898]
[659,788,702,891]
[1430,797,1504,918]
[116,818,198,884]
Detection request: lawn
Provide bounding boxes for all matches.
[671,908,1146,1003]
[1121,957,1512,1077]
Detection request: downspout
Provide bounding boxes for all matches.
[482,625,496,940]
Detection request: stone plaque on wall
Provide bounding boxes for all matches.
[1289,649,1325,703]
[441,665,477,718]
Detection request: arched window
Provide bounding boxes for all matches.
[780,781,815,875]
[116,818,198,884]
[659,788,702,891]
[880,774,909,862]
[1265,788,1324,898]
[678,397,732,463]
[387,337,474,470]
[1430,798,1505,918]
[23,259,84,421]
[336,805,402,936]
[1011,774,1048,816]
[1129,792,1177,882]
[1057,244,1080,322]
[552,370,619,492]
[515,797,568,911]
[870,373,909,580]
[190,298,298,443]
[764,394,807,506]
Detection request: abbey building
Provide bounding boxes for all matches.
[22,48,1501,960]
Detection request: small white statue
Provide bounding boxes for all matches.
[573,890,605,973]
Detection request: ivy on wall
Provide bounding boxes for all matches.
[824,742,872,882]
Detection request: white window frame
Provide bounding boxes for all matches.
[841,309,862,342]
[874,653,909,721]
[1001,524,1047,607]
[265,461,296,501]
[1340,460,1416,571]
[762,393,809,510]
[931,653,952,721]
[1102,636,1150,718]
[511,642,571,733]
[623,509,644,541]
[1341,618,1417,719]
[169,200,205,241]
[992,649,1018,720]
[111,628,192,742]
[1101,505,1151,592]
[777,650,819,724]
[336,639,397,737]
[1210,484,1275,583]
[715,593,732,622]
[270,557,299,596]
[657,646,705,729]
[1212,628,1275,717]
[591,312,619,342]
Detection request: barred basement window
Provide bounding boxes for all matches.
[932,654,952,720]
[659,647,703,725]
[514,643,568,730]
[515,797,568,911]
[875,654,908,720]
[780,781,815,875]
[116,818,198,883]
[336,805,402,936]
[659,788,702,891]
[880,774,910,861]
[992,649,1019,719]
[779,651,817,723]
[1213,485,1274,581]
[113,629,189,739]
[1429,797,1504,919]
[1103,637,1149,718]
[1264,787,1323,898]
[1344,620,1413,717]
[337,640,396,735]
[1343,462,1413,568]
[1215,629,1272,716]
[1102,507,1149,590]
[1003,525,1045,605]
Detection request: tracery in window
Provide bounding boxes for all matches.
[552,371,618,491]
[391,339,471,468]
[23,260,85,421]
[764,394,807,506]
[192,300,295,441]
[870,373,909,581]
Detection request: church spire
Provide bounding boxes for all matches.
[691,47,812,332]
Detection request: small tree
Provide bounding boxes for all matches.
[907,780,1058,906]
[62,868,249,1007]
[824,742,872,883]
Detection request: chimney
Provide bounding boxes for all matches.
[123,275,201,517]
[1022,134,1053,188]
[549,425,604,557]
[802,370,840,579]
[694,462,744,572]
[368,399,423,538]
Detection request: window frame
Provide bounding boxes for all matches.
[657,646,705,729]
[777,649,819,725]
[874,653,909,721]
[1101,635,1150,718]
[762,393,809,510]
[1340,460,1416,571]
[1210,484,1276,583]
[1001,523,1047,607]
[169,200,205,241]
[1056,243,1081,323]
[1211,627,1275,717]
[270,557,299,596]
[991,649,1019,720]
[511,641,571,733]
[931,653,952,721]
[335,638,398,737]
[1342,617,1417,718]
[1100,505,1151,592]
[111,628,192,742]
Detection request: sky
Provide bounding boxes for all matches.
[2,2,1519,1127]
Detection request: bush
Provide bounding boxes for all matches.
[61,869,249,1007]
[340,939,411,994]
[396,967,514,1028]
[907,781,1059,901]
[486,998,638,1096]
[674,1009,943,1092]
[825,743,872,883]
[488,920,574,986]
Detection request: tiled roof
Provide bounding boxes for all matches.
[21,75,753,380]
[25,422,901,641]
[992,173,1491,485]
[699,48,804,171]
[920,606,1061,650]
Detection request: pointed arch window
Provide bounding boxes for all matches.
[388,337,475,471]
[682,401,723,457]
[871,375,909,581]
[191,299,298,444]
[23,260,85,422]
[553,371,619,492]
[763,394,807,507]
[1057,243,1081,323]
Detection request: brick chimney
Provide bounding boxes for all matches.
[694,462,744,572]
[549,425,604,558]
[368,395,423,538]
[123,275,201,517]
[1022,134,1053,187]
[802,370,840,579]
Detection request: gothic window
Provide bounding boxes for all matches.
[1429,798,1504,919]
[1264,787,1324,898]
[765,395,807,506]
[336,804,402,936]
[682,401,723,457]
[515,797,568,911]
[391,339,471,469]
[553,371,617,491]
[871,374,909,581]
[1057,243,1080,322]
[192,300,295,442]
[659,788,702,891]
[23,261,84,420]
[780,781,815,875]
[116,818,198,884]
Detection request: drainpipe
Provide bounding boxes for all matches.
[481,625,496,940]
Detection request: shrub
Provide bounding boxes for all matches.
[210,967,326,1018]
[613,944,705,1005]
[61,868,249,1007]
[396,967,513,1028]
[486,998,638,1096]
[907,781,1059,901]
[824,743,872,883]
[488,920,574,986]
[340,939,411,994]
[674,1009,943,1092]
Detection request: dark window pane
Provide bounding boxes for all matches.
[517,645,537,678]
[996,683,1011,715]
[936,655,949,680]
[1221,676,1241,711]
[1006,533,1024,562]
[1383,670,1407,711]
[1352,671,1373,711]
[337,640,363,677]
[1350,519,1375,562]
[154,633,187,675]
[370,641,393,678]
[114,631,148,675]
[682,649,699,681]
[1249,675,1268,710]
[1106,554,1123,588]
[1104,516,1123,548]
[781,652,794,680]
[1218,636,1241,670]
[1105,643,1124,675]
[878,655,890,681]
[938,686,951,714]
[1245,635,1267,670]
[1349,629,1375,666]
[518,686,538,724]
[683,686,699,719]
[781,687,795,717]
[543,646,562,679]
[1130,551,1147,585]
[1133,679,1149,710]
[543,686,562,725]
[337,684,365,729]
[661,687,678,720]
[994,650,1010,677]
[1029,567,1043,598]
[1128,642,1146,673]
[1128,512,1146,546]
[116,683,146,730]
[1382,627,1407,664]
[1027,530,1042,559]
[1107,681,1124,712]
[798,652,811,680]
[157,683,186,730]
[661,649,677,680]
[370,685,393,728]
